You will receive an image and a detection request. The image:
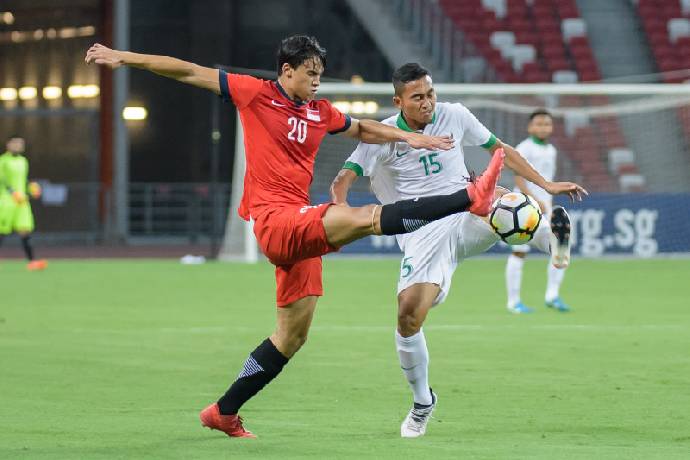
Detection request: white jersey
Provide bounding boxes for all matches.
[344,102,495,205]
[514,136,557,206]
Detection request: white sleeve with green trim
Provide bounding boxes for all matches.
[454,104,496,148]
[343,141,384,177]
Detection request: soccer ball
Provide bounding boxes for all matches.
[489,192,542,245]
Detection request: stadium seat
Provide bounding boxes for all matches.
[542,44,567,59]
[619,174,647,192]
[563,112,590,136]
[682,0,690,15]
[438,0,602,84]
[514,31,539,45]
[506,44,537,71]
[561,18,587,41]
[668,18,690,43]
[482,0,508,19]
[490,31,516,52]
[547,59,571,72]
[552,69,578,83]
[608,148,636,174]
[556,3,581,20]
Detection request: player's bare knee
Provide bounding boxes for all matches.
[398,313,422,337]
[512,251,526,258]
[397,301,423,336]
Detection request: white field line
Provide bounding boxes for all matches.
[69,324,688,335]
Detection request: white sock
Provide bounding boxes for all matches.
[545,264,565,301]
[505,254,524,308]
[395,329,432,406]
[531,219,551,254]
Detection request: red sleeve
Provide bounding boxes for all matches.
[322,100,352,135]
[219,70,263,109]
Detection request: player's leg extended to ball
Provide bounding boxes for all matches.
[200,295,318,438]
[322,147,505,247]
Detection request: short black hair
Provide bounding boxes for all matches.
[529,108,552,120]
[6,134,24,142]
[276,35,327,75]
[392,63,431,95]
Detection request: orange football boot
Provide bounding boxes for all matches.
[27,259,48,271]
[466,148,505,216]
[199,403,255,438]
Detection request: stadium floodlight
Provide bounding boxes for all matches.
[77,26,96,37]
[0,87,18,101]
[68,84,100,98]
[18,87,38,100]
[81,84,100,98]
[42,86,62,99]
[332,101,351,113]
[1,12,14,25]
[122,106,148,120]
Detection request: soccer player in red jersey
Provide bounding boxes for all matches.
[86,35,584,438]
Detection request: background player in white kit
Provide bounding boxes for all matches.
[330,64,585,438]
[506,109,571,314]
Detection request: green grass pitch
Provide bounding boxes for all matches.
[1,258,689,459]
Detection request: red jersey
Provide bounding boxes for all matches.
[219,70,351,221]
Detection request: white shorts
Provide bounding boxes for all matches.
[396,213,499,306]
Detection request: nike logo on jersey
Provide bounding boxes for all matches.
[271,100,286,107]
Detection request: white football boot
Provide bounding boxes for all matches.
[549,206,571,269]
[400,390,437,438]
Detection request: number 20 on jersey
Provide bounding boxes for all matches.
[287,117,307,143]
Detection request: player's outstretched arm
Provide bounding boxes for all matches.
[85,43,220,94]
[514,175,547,212]
[329,169,358,206]
[490,140,588,202]
[342,118,454,151]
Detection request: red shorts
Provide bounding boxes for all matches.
[253,203,339,307]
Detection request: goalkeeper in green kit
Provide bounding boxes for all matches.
[0,135,47,270]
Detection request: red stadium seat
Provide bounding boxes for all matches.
[540,31,562,45]
[568,36,589,48]
[546,58,571,71]
[515,31,539,45]
[542,44,567,58]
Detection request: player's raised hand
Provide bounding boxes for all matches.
[545,181,588,202]
[85,43,124,69]
[405,133,455,151]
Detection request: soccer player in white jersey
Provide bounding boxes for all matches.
[505,109,571,314]
[330,63,586,438]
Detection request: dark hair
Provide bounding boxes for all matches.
[392,63,431,95]
[6,134,23,142]
[529,108,552,120]
[276,35,327,75]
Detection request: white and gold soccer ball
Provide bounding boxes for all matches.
[489,192,542,245]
